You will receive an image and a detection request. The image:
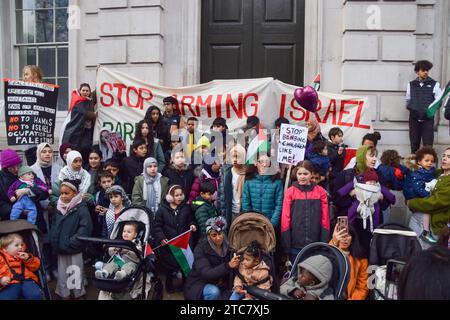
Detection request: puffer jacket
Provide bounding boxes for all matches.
[308,153,330,177]
[241,175,283,228]
[191,196,219,235]
[281,182,330,252]
[377,164,409,191]
[403,166,436,200]
[233,260,272,291]
[50,201,93,255]
[0,245,40,287]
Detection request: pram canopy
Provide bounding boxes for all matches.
[228,212,276,253]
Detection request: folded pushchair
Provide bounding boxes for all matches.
[368,223,422,300]
[0,220,51,300]
[78,206,162,300]
[228,212,279,295]
[247,242,351,300]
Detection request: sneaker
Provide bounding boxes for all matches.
[95,269,109,279]
[420,231,437,244]
[114,270,127,280]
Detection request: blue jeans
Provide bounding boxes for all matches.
[0,280,43,300]
[10,195,37,225]
[202,284,221,300]
[230,291,245,300]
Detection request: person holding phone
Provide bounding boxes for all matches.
[330,224,369,300]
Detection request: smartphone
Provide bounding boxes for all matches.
[337,216,348,234]
[385,259,406,300]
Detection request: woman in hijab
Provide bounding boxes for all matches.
[57,151,91,197]
[132,157,169,213]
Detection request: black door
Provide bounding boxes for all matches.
[201,0,305,86]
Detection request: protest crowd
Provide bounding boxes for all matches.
[0,61,450,301]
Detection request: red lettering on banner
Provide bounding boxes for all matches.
[114,84,127,107]
[139,88,153,109]
[181,96,198,116]
[215,95,222,118]
[196,96,213,117]
[289,98,307,122]
[354,101,371,129]
[126,87,140,108]
[279,94,287,118]
[322,99,337,125]
[313,100,323,123]
[338,100,354,127]
[226,94,243,119]
[100,83,114,107]
[172,94,181,115]
[243,93,258,117]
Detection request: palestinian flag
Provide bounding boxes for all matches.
[246,123,270,164]
[113,254,125,268]
[313,74,321,91]
[145,243,154,258]
[168,231,194,277]
[427,84,450,119]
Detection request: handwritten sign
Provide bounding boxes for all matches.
[3,79,59,145]
[277,124,308,165]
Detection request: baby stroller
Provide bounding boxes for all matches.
[368,223,422,300]
[0,220,51,300]
[78,206,162,300]
[228,212,279,295]
[248,242,351,300]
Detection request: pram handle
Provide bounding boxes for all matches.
[77,237,143,260]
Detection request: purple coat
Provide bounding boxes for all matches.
[7,178,49,200]
[336,179,396,228]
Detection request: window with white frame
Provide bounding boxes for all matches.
[15,0,69,111]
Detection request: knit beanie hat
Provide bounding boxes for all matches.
[298,255,333,285]
[363,169,378,183]
[18,166,34,177]
[356,145,370,173]
[0,149,22,169]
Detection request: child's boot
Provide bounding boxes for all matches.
[95,269,109,279]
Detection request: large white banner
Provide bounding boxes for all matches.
[96,67,372,148]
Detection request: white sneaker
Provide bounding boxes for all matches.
[95,269,109,279]
[114,270,127,280]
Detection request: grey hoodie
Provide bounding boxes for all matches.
[280,255,334,300]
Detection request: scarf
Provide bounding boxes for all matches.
[36,143,52,168]
[307,119,321,141]
[354,178,382,232]
[232,166,246,201]
[57,193,82,216]
[207,236,229,258]
[58,151,91,194]
[142,158,161,211]
[105,203,119,236]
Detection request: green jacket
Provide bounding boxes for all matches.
[191,196,219,235]
[408,174,450,235]
[131,175,169,208]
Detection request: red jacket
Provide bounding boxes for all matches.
[281,182,330,252]
[0,245,40,287]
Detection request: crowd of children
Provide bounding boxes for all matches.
[0,61,449,300]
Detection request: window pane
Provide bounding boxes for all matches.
[55,9,68,42]
[57,47,68,77]
[16,0,35,10]
[36,0,53,9]
[19,47,37,76]
[35,9,54,43]
[16,10,35,44]
[55,0,68,7]
[38,47,56,77]
[57,78,69,111]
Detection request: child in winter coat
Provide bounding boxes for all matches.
[132,157,169,213]
[154,185,197,293]
[280,254,334,300]
[188,161,222,205]
[102,185,131,238]
[403,147,438,243]
[162,150,195,196]
[50,179,92,299]
[95,222,141,280]
[230,241,272,300]
[378,150,409,191]
[308,141,330,184]
[281,161,330,262]
[8,166,50,225]
[191,182,220,236]
[0,233,42,300]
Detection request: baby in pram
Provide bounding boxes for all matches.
[95,222,142,280]
[280,254,334,300]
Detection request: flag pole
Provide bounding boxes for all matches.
[152,229,192,252]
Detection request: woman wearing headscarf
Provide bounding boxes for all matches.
[184,217,240,300]
[132,157,169,212]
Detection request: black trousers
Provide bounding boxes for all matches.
[409,115,434,154]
